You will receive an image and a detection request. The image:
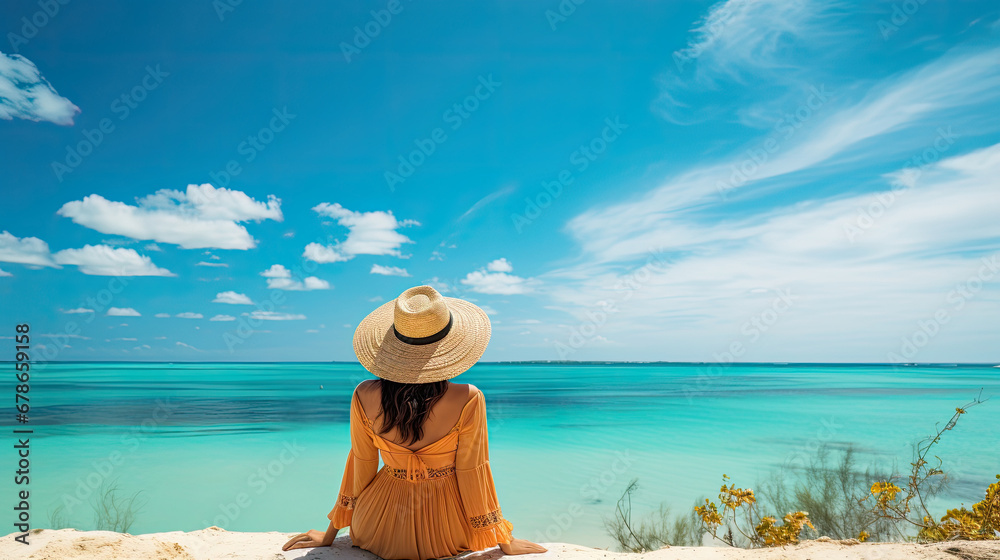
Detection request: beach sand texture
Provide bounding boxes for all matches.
[2,529,998,560]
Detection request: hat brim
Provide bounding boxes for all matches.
[353,297,491,383]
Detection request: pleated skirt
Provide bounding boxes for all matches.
[350,469,476,560]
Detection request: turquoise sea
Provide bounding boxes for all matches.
[5,362,999,548]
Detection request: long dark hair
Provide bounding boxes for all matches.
[376,379,449,445]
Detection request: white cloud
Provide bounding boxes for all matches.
[197,261,228,267]
[53,244,174,276]
[370,264,411,277]
[486,258,513,273]
[209,314,236,321]
[40,333,90,340]
[0,268,10,277]
[461,259,532,295]
[269,276,331,291]
[176,341,202,351]
[260,264,291,278]
[213,291,253,305]
[242,311,307,321]
[0,53,80,125]
[260,264,330,291]
[176,312,203,319]
[546,142,1000,361]
[61,307,94,314]
[140,183,283,222]
[144,243,162,252]
[113,337,138,341]
[56,184,283,250]
[305,329,319,333]
[155,313,171,318]
[304,203,418,263]
[302,243,351,263]
[107,307,140,317]
[573,46,1000,264]
[0,231,58,267]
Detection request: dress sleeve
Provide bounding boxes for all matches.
[455,391,514,549]
[328,390,380,527]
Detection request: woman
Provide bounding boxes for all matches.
[283,285,547,559]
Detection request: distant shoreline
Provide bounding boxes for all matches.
[1,360,998,366]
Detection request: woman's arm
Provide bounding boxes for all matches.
[283,385,379,552]
[454,390,545,554]
[320,519,339,546]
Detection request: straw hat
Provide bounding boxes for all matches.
[353,285,491,383]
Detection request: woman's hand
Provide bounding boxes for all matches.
[499,538,548,555]
[282,520,339,551]
[282,527,336,551]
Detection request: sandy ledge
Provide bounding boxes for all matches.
[2,528,998,560]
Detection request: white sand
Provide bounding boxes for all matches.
[2,528,997,560]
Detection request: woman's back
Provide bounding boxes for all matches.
[355,379,479,452]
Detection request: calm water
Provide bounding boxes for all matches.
[4,362,998,548]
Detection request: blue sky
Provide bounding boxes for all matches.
[1,0,999,363]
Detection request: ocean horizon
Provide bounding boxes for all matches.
[5,362,998,548]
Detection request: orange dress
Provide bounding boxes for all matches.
[328,389,514,560]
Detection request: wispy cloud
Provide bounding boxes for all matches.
[547,141,1000,360]
[175,312,203,319]
[0,53,80,125]
[459,184,515,220]
[40,333,90,340]
[572,45,1000,264]
[209,314,236,321]
[242,311,307,321]
[370,264,411,277]
[658,0,852,124]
